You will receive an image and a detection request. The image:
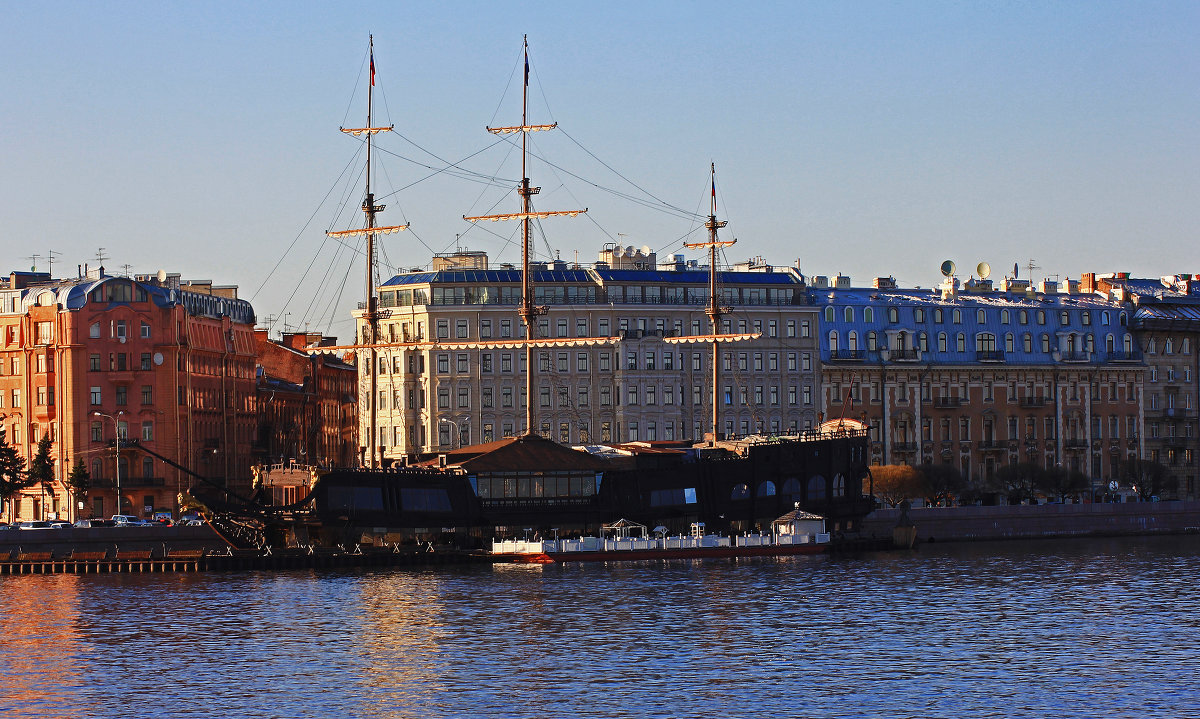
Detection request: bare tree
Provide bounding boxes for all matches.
[870,464,921,507]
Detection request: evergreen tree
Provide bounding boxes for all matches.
[0,431,35,521]
[29,433,55,514]
[67,457,92,516]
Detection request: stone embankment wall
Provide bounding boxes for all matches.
[861,501,1200,543]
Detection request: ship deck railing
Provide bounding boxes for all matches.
[492,532,830,554]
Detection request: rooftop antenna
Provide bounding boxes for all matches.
[95,248,109,265]
[47,249,59,277]
[121,263,133,277]
[24,254,40,272]
[1025,259,1040,279]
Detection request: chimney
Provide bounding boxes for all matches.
[1080,273,1096,294]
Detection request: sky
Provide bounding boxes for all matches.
[1,1,1197,341]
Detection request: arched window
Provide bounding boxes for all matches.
[914,308,925,322]
[895,331,908,350]
[824,306,835,322]
[730,483,750,500]
[1005,333,1014,353]
[807,475,826,501]
[756,481,777,497]
[782,477,802,499]
[1019,310,1028,325]
[848,331,859,350]
[828,330,839,351]
[1124,335,1133,353]
[976,332,996,352]
[1102,311,1111,326]
[867,331,878,351]
[953,309,962,324]
[1060,311,1070,326]
[934,308,944,323]
[1041,334,1051,353]
[1082,311,1091,326]
[1037,311,1046,325]
[1001,309,1010,324]
[1106,334,1115,353]
[977,309,986,323]
[919,332,929,352]
[1120,312,1128,327]
[844,306,854,323]
[1166,338,1174,354]
[956,333,966,352]
[864,307,874,323]
[1085,334,1094,353]
[1023,333,1032,353]
[832,474,846,498]
[888,307,899,323]
[1066,334,1076,352]
[938,332,947,352]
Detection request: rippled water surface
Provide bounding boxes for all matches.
[2,536,1199,718]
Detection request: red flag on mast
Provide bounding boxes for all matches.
[370,54,376,86]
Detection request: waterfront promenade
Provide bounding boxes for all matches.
[862,499,1200,543]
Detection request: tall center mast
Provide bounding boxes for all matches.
[465,35,586,437]
[328,35,409,468]
[683,164,735,444]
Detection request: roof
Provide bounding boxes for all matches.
[430,434,611,473]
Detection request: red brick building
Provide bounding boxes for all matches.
[0,269,257,521]
[253,330,357,469]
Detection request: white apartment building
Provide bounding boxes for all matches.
[354,247,821,462]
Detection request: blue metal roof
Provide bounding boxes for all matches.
[382,269,597,286]
[596,269,798,285]
[815,288,1139,366]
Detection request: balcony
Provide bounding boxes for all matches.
[888,348,920,362]
[976,350,1005,363]
[1106,350,1144,363]
[830,349,865,361]
[1059,351,1092,363]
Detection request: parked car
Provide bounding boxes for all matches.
[18,521,54,530]
[111,515,153,527]
[179,515,206,527]
[48,521,73,529]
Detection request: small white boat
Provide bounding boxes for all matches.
[491,510,831,564]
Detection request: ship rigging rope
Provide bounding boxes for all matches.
[249,145,366,303]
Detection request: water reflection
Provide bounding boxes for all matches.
[1,537,1199,717]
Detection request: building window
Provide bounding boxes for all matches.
[141,385,153,405]
[140,322,151,339]
[90,322,101,338]
[141,421,154,441]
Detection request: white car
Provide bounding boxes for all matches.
[111,515,152,527]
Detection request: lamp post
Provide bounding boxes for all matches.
[438,418,462,449]
[92,411,124,516]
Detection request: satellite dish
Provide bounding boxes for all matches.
[940,260,956,277]
[153,352,164,366]
[156,269,167,283]
[977,262,991,280]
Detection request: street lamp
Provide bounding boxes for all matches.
[92,411,124,516]
[438,418,463,449]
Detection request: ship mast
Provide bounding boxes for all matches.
[683,165,735,444]
[465,35,586,437]
[327,35,409,468]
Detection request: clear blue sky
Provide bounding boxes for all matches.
[2,1,1196,339]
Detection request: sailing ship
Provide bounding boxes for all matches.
[298,37,872,548]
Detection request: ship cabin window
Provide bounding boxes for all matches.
[731,483,750,500]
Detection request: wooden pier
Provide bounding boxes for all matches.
[0,545,483,575]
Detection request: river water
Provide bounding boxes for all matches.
[2,535,1197,718]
